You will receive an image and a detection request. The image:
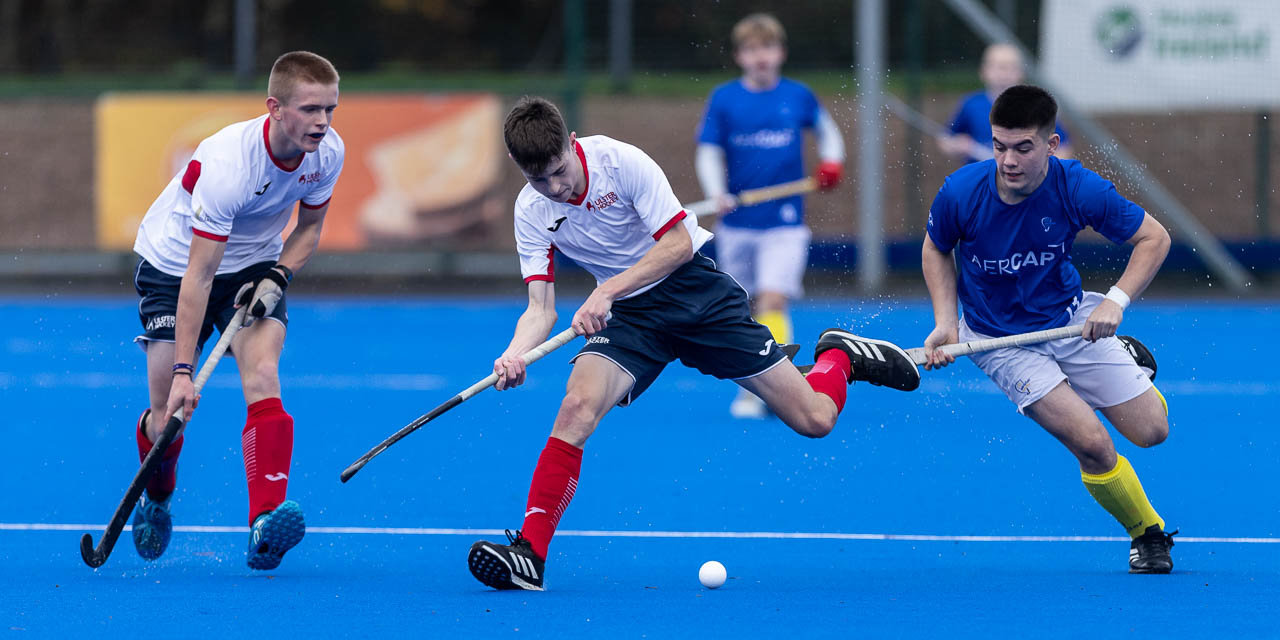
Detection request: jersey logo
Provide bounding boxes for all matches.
[548,216,568,232]
[298,171,322,184]
[254,181,271,196]
[1041,217,1054,232]
[586,191,619,211]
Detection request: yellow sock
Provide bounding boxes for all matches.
[756,310,792,344]
[1081,455,1165,538]
[1153,385,1168,416]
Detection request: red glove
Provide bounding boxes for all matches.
[816,160,842,190]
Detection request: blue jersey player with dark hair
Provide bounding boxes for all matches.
[922,84,1178,574]
[696,12,845,419]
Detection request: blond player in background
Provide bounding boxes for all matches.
[695,13,846,419]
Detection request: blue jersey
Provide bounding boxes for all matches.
[926,157,1145,337]
[697,78,821,229]
[949,91,1071,164]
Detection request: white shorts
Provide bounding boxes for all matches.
[962,291,1154,414]
[712,223,811,299]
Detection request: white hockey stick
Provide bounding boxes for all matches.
[904,325,1083,365]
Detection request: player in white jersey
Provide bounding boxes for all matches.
[465,97,920,592]
[128,51,344,570]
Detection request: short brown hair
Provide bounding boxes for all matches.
[503,96,569,174]
[267,51,339,104]
[732,13,786,49]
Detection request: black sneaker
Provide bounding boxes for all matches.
[1117,335,1158,381]
[814,329,920,392]
[1129,525,1177,574]
[469,530,545,591]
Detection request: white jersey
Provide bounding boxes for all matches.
[134,114,345,276]
[514,135,712,298]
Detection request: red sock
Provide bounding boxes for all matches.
[241,397,294,525]
[136,411,183,500]
[806,349,851,412]
[521,436,583,560]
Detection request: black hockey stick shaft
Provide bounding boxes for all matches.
[340,323,586,483]
[79,307,247,568]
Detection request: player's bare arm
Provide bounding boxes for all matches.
[164,234,227,424]
[573,220,694,336]
[921,234,960,370]
[276,203,329,272]
[1082,213,1171,341]
[494,280,558,391]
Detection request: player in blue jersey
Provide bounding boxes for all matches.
[939,44,1073,165]
[695,13,846,419]
[921,85,1177,573]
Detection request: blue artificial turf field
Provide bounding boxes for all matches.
[2,295,1276,637]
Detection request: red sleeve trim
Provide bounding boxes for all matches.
[181,160,201,194]
[523,245,556,283]
[300,196,331,210]
[192,228,229,242]
[652,210,688,241]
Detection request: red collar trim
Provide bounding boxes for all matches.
[566,141,589,207]
[263,117,303,172]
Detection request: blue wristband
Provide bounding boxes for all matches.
[172,363,194,376]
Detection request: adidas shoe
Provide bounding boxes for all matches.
[1129,524,1177,574]
[131,493,173,560]
[1117,335,1158,381]
[468,530,545,591]
[815,329,920,392]
[246,500,305,570]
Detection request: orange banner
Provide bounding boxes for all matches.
[95,93,504,251]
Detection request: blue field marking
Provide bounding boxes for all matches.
[1,296,1276,637]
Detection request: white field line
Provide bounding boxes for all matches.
[5,523,1275,544]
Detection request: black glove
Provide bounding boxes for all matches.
[234,264,292,326]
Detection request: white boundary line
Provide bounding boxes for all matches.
[5,523,1276,544]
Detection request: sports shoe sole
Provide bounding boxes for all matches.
[247,500,306,571]
[468,542,543,591]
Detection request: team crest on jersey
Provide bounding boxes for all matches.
[585,191,619,211]
[298,171,322,184]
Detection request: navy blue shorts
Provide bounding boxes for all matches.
[572,253,788,406]
[133,257,288,351]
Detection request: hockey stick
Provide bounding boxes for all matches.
[903,324,1082,365]
[684,177,817,217]
[796,325,1084,375]
[79,306,248,568]
[340,320,592,483]
[882,93,994,161]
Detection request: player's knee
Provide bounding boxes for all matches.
[240,359,280,396]
[1075,431,1116,469]
[794,408,835,439]
[1136,421,1168,448]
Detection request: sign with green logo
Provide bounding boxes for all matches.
[1043,0,1278,111]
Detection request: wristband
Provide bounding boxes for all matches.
[1105,286,1131,310]
[274,263,294,282]
[173,362,194,376]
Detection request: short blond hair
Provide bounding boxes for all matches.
[267,51,339,104]
[732,13,786,49]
